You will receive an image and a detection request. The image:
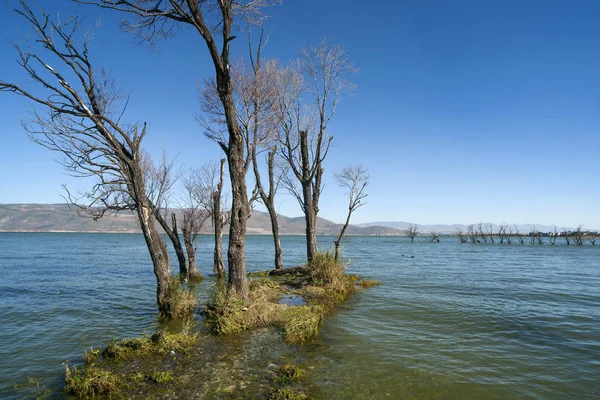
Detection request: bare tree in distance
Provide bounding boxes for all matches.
[549,225,558,245]
[529,227,537,245]
[277,40,357,263]
[498,223,509,244]
[332,165,369,262]
[485,223,495,244]
[590,232,597,246]
[467,224,477,243]
[405,224,420,242]
[573,224,584,246]
[477,223,487,244]
[563,227,571,246]
[513,225,524,244]
[431,232,440,243]
[457,229,467,244]
[80,0,284,300]
[0,3,174,313]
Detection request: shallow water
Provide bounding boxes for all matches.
[0,233,598,399]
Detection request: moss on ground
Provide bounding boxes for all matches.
[276,364,306,383]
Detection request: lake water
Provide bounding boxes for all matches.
[0,233,598,399]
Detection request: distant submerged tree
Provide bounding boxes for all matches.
[332,165,369,262]
[405,224,420,242]
[0,3,174,315]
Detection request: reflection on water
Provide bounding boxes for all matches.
[0,233,599,399]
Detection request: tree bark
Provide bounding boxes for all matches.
[303,181,317,263]
[333,210,352,262]
[265,201,283,270]
[182,224,199,280]
[212,159,226,278]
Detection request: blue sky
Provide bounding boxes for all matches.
[0,0,599,228]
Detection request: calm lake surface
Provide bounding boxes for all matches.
[0,233,598,399]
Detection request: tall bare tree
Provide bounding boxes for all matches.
[332,165,369,262]
[485,223,495,244]
[405,224,420,242]
[277,40,357,263]
[498,222,509,244]
[80,0,283,299]
[477,223,487,244]
[0,3,174,314]
[563,227,571,246]
[457,229,467,243]
[549,225,558,245]
[513,225,524,244]
[573,224,584,246]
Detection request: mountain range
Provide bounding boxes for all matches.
[0,204,580,235]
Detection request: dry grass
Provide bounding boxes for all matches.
[359,279,381,288]
[159,275,197,319]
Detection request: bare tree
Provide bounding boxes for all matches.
[457,229,467,244]
[513,225,524,244]
[498,223,509,244]
[477,223,487,244]
[549,225,558,245]
[573,224,584,246]
[179,175,211,281]
[277,40,357,263]
[0,3,175,313]
[485,223,495,244]
[563,227,571,246]
[467,224,477,243]
[529,227,537,245]
[405,224,420,242]
[80,0,283,300]
[332,165,369,262]
[431,232,440,243]
[590,232,597,246]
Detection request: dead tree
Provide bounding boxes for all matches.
[457,229,467,244]
[513,225,524,244]
[467,224,477,243]
[549,225,558,245]
[573,225,584,246]
[80,0,283,300]
[563,228,571,246]
[477,223,487,244]
[332,165,369,262]
[529,227,537,245]
[498,223,509,244]
[179,175,211,281]
[0,3,173,314]
[431,232,440,243]
[590,233,597,246]
[277,40,357,263]
[405,224,420,242]
[485,223,495,244]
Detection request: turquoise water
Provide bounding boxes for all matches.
[0,233,599,398]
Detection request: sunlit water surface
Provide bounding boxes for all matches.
[0,233,598,399]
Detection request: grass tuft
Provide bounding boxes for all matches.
[269,388,308,400]
[64,364,121,399]
[82,347,100,364]
[159,275,197,319]
[276,364,306,383]
[359,279,381,288]
[148,370,174,384]
[282,306,324,344]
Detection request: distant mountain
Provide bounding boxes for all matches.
[0,204,402,236]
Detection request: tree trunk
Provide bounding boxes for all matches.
[265,201,283,270]
[155,211,187,277]
[137,202,171,314]
[182,225,200,280]
[212,192,226,278]
[333,209,352,262]
[303,181,317,263]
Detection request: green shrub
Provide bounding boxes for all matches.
[160,275,197,319]
[64,364,121,399]
[283,306,324,344]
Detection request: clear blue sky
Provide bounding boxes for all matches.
[1,0,599,228]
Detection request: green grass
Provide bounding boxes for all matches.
[64,364,121,399]
[269,388,308,400]
[282,306,324,344]
[159,275,198,319]
[276,364,306,383]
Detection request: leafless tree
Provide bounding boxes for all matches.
[277,40,357,263]
[456,229,467,244]
[536,231,543,245]
[179,175,211,281]
[332,165,369,262]
[506,226,513,244]
[529,227,537,245]
[513,225,524,244]
[431,232,440,243]
[563,227,571,246]
[80,0,283,299]
[549,225,558,245]
[405,224,420,242]
[590,232,597,246]
[0,3,175,313]
[477,223,487,244]
[467,224,477,243]
[485,223,495,244]
[498,223,509,244]
[573,224,584,246]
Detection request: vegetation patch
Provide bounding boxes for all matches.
[269,387,308,400]
[159,275,198,319]
[82,347,100,364]
[276,364,306,383]
[283,306,324,344]
[205,278,286,335]
[149,370,174,384]
[102,322,198,361]
[359,279,381,288]
[64,364,121,399]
